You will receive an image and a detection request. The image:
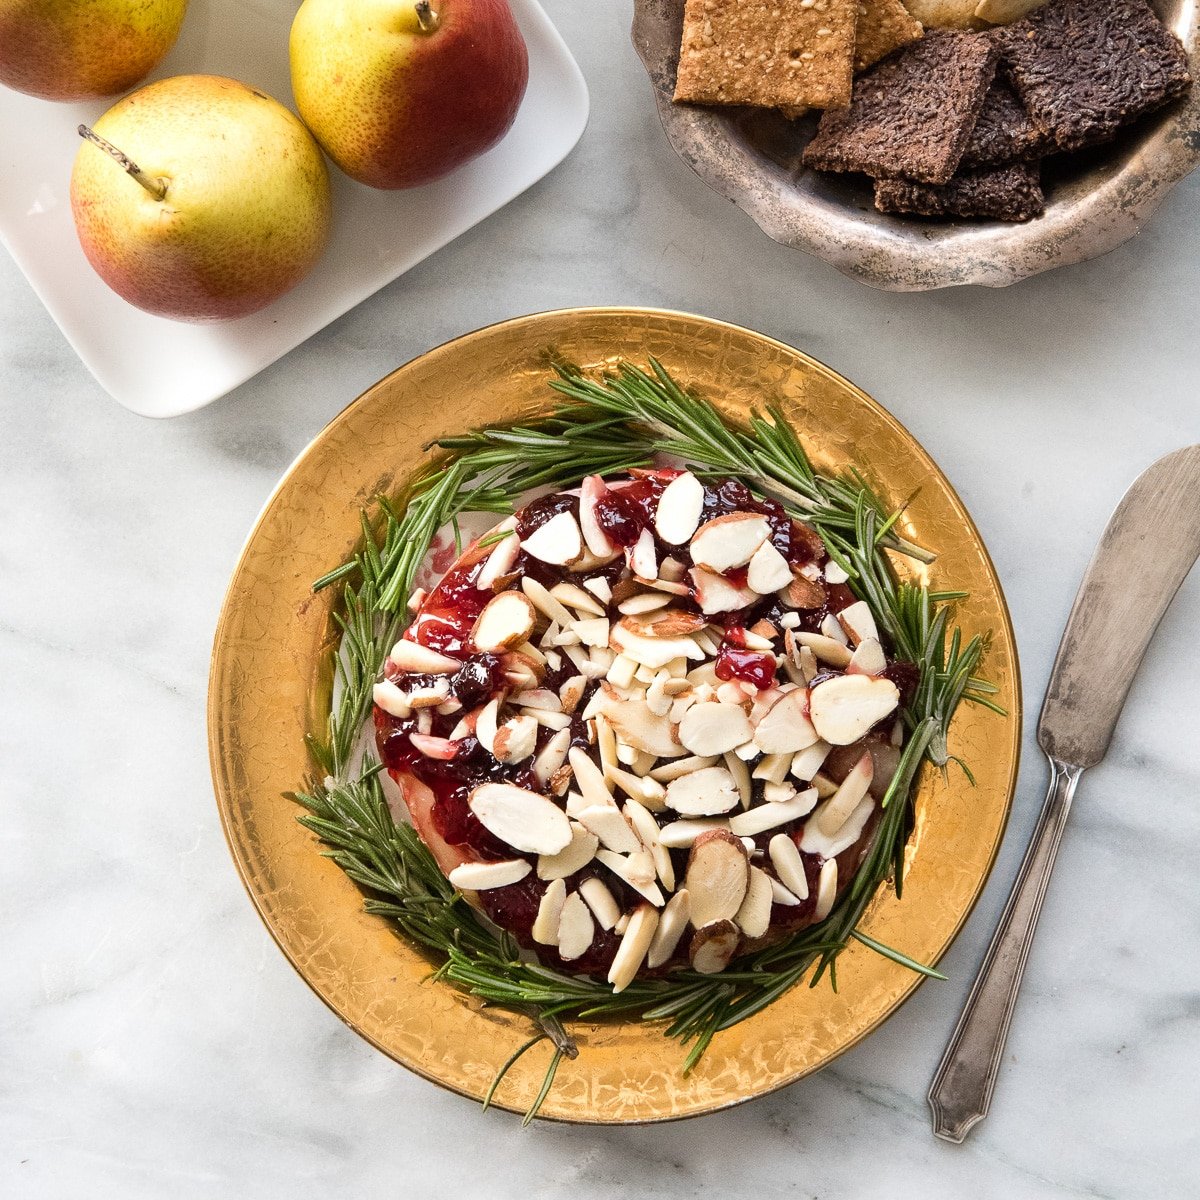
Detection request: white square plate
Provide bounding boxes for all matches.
[0,0,587,417]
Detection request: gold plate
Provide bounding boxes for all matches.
[208,308,1021,1123]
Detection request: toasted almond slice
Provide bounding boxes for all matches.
[821,612,850,646]
[476,523,521,591]
[623,797,661,847]
[690,513,771,573]
[813,752,874,837]
[814,859,838,921]
[689,565,759,615]
[623,609,710,639]
[557,891,595,961]
[727,788,818,837]
[533,728,572,787]
[409,733,459,761]
[790,741,832,781]
[469,782,572,855]
[607,766,668,811]
[649,754,719,782]
[629,527,657,580]
[609,622,704,670]
[618,591,671,616]
[532,877,567,944]
[568,745,616,808]
[808,674,900,745]
[779,612,801,631]
[558,674,587,715]
[595,849,665,906]
[606,653,638,689]
[583,575,613,604]
[736,866,774,938]
[837,600,878,647]
[597,689,685,758]
[678,701,753,756]
[781,568,826,611]
[578,876,621,930]
[665,765,741,816]
[608,903,659,992]
[747,540,793,594]
[448,859,532,891]
[751,752,791,785]
[372,680,413,718]
[521,575,575,626]
[549,580,606,616]
[536,822,599,879]
[575,804,642,854]
[388,638,461,675]
[685,829,750,927]
[659,817,730,849]
[522,511,582,565]
[408,679,451,708]
[763,781,797,804]
[795,631,854,668]
[825,560,849,584]
[769,833,810,900]
[770,877,802,906]
[846,637,887,677]
[752,689,820,755]
[647,889,691,968]
[571,617,609,648]
[723,751,752,808]
[514,687,562,713]
[651,471,703,545]
[474,697,501,754]
[800,792,875,860]
[645,671,671,718]
[689,919,740,974]
[492,715,539,764]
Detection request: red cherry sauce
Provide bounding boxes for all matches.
[714,626,776,691]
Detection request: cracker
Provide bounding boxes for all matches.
[960,77,1053,167]
[874,161,1045,219]
[995,0,1192,152]
[779,0,925,120]
[674,0,857,111]
[802,30,999,183]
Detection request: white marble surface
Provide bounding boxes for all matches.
[4,3,1200,1195]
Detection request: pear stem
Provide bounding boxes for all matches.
[414,1,440,33]
[77,125,167,202]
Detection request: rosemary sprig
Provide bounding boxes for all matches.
[297,359,999,1119]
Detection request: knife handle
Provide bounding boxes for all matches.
[927,757,1082,1143]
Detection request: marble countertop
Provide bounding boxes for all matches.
[4,3,1199,1196]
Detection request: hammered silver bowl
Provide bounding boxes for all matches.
[631,0,1200,290]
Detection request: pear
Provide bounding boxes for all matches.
[70,75,332,322]
[0,0,188,101]
[290,0,528,190]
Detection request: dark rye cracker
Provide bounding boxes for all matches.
[674,0,857,112]
[802,31,999,184]
[874,161,1045,220]
[960,77,1054,169]
[995,0,1192,153]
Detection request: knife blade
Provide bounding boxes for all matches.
[928,445,1200,1143]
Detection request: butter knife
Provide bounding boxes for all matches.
[927,445,1200,1143]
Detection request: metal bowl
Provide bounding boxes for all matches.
[631,0,1200,291]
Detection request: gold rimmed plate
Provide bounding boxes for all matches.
[207,307,1021,1123]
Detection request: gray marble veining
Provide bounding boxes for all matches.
[3,2,1199,1195]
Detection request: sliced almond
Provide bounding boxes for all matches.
[610,621,704,670]
[808,674,900,745]
[647,889,691,968]
[768,833,810,900]
[597,689,684,758]
[408,679,451,708]
[584,575,613,604]
[549,580,606,616]
[690,512,770,573]
[557,891,595,961]
[567,745,616,809]
[654,471,705,545]
[536,822,599,880]
[735,866,774,938]
[649,754,718,783]
[572,617,610,648]
[515,688,562,714]
[689,565,759,615]
[558,674,587,714]
[747,540,793,594]
[372,679,412,719]
[409,733,459,761]
[629,527,657,580]
[813,858,838,921]
[622,610,710,639]
[476,524,521,592]
[575,804,642,854]
[579,475,616,557]
[846,637,887,677]
[837,601,879,647]
[579,876,621,930]
[520,575,575,626]
[607,766,668,811]
[659,817,730,849]
[727,788,818,837]
[825,560,849,584]
[782,568,826,610]
[812,752,874,837]
[492,714,539,764]
[723,751,752,808]
[795,631,853,669]
[469,782,571,855]
[618,591,671,616]
[595,849,665,906]
[607,903,659,992]
[821,612,850,646]
[531,877,567,944]
[522,510,583,565]
[763,781,797,804]
[751,753,791,785]
[689,919,740,974]
[533,727,572,787]
[791,741,832,781]
[474,697,500,754]
[678,701,753,756]
[685,829,750,927]
[665,765,741,816]
[752,689,820,754]
[448,859,531,891]
[388,638,461,675]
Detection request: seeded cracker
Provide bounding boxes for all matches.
[960,77,1053,168]
[995,0,1192,152]
[874,161,1045,219]
[802,30,999,184]
[673,0,857,111]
